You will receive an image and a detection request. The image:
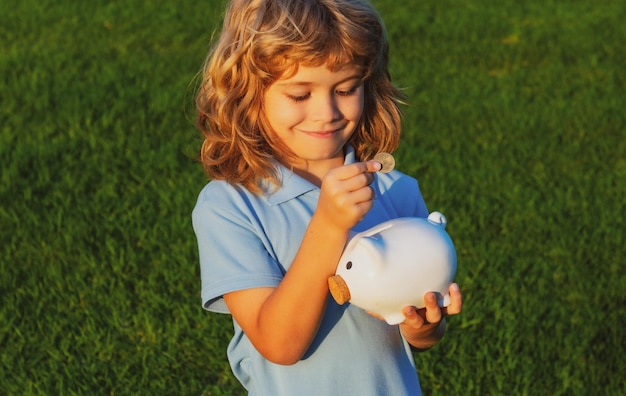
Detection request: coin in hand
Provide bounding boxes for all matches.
[373,152,395,173]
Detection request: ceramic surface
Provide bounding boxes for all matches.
[329,212,457,324]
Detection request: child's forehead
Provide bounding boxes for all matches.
[276,61,365,81]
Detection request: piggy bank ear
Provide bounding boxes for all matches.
[352,235,385,269]
[427,211,447,229]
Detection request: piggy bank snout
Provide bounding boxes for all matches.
[328,275,351,305]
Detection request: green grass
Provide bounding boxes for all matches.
[1,0,624,394]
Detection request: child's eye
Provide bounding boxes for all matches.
[336,85,361,97]
[287,93,310,102]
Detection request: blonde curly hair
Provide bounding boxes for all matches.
[196,0,404,193]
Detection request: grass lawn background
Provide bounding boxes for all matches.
[1,0,624,394]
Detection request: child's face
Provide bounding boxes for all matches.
[263,63,364,170]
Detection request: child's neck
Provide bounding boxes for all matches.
[287,157,345,188]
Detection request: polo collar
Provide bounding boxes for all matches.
[263,145,357,206]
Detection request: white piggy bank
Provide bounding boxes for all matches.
[328,212,457,325]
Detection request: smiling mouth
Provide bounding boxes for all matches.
[304,131,336,138]
[300,126,345,137]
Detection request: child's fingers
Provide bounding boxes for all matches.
[365,160,383,173]
[443,283,462,316]
[316,161,379,229]
[401,306,425,327]
[423,292,443,325]
[327,160,381,181]
[322,163,377,198]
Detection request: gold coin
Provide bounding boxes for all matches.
[373,152,395,173]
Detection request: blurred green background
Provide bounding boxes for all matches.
[1,0,624,394]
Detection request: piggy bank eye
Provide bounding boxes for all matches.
[346,261,352,270]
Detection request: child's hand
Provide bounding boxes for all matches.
[316,160,382,231]
[404,283,462,326]
[399,283,463,350]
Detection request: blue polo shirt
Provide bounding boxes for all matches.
[192,146,428,395]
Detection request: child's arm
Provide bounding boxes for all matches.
[223,160,382,365]
[399,283,463,350]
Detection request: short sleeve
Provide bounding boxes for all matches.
[192,182,283,313]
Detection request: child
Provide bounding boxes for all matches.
[192,0,463,394]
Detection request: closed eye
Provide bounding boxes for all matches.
[287,93,311,102]
[336,84,362,97]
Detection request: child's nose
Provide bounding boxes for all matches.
[311,94,341,122]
